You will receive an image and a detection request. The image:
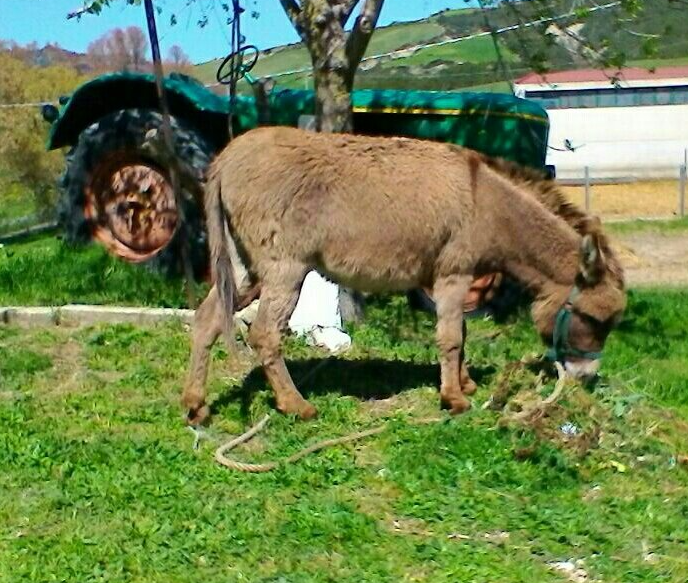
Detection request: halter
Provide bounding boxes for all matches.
[546,286,603,363]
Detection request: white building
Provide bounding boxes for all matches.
[514,66,688,180]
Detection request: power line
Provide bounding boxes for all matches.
[206,0,621,85]
[0,102,55,108]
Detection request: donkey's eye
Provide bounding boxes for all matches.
[575,310,601,325]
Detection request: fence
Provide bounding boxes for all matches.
[556,163,687,221]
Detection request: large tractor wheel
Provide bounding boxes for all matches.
[58,109,214,276]
[407,273,530,319]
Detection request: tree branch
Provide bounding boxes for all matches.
[277,0,307,41]
[345,0,384,74]
[339,0,361,24]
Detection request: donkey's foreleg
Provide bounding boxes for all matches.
[248,263,316,420]
[182,285,223,425]
[434,275,473,414]
[460,320,478,396]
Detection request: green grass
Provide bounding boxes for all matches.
[628,55,688,69]
[194,19,443,84]
[0,235,197,308]
[365,20,444,56]
[605,217,688,235]
[1,289,688,582]
[0,177,40,234]
[463,80,513,93]
[379,36,517,70]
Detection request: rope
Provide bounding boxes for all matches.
[214,414,449,473]
[214,415,386,473]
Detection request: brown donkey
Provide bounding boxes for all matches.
[182,127,626,424]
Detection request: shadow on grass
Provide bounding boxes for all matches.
[211,356,498,419]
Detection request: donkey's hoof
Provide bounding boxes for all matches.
[298,402,318,421]
[462,380,478,396]
[186,404,211,426]
[441,396,472,415]
[279,400,318,421]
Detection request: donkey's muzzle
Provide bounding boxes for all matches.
[564,358,600,381]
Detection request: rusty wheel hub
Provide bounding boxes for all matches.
[85,153,178,262]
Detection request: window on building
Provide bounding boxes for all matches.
[524,84,688,109]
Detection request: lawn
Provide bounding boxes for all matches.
[0,235,196,308]
[1,288,688,582]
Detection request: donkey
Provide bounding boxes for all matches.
[182,127,626,424]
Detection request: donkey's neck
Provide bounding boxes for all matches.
[488,180,580,293]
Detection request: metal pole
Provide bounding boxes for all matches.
[584,166,591,212]
[143,0,197,308]
[679,163,686,219]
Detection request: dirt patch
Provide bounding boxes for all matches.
[611,231,688,286]
[563,180,682,219]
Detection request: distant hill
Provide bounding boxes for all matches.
[196,0,688,93]
[0,42,93,74]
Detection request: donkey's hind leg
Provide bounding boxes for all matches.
[248,263,316,420]
[182,285,223,425]
[460,320,478,396]
[434,274,473,414]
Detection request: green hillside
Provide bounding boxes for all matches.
[195,0,688,94]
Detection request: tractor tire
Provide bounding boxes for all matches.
[407,273,531,320]
[58,109,214,277]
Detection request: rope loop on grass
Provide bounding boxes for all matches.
[214,415,386,473]
[212,363,568,473]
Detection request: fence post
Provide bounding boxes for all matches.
[679,163,686,219]
[584,166,591,212]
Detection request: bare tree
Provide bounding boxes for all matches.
[124,26,148,71]
[86,26,149,72]
[167,44,191,67]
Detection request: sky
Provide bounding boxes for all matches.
[0,0,474,64]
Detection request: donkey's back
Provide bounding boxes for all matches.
[210,126,481,291]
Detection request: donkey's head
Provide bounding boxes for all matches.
[533,230,626,380]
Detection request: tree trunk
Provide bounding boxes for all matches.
[305,0,355,133]
[313,65,353,133]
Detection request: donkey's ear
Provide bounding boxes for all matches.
[579,232,605,284]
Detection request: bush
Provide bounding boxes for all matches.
[0,53,87,230]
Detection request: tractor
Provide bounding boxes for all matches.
[42,71,552,311]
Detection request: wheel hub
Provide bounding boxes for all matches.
[85,154,178,262]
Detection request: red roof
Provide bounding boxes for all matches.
[516,65,688,85]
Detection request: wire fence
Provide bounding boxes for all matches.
[0,106,61,240]
[559,164,687,220]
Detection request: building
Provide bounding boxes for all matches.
[514,66,688,180]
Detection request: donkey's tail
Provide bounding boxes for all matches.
[204,165,236,338]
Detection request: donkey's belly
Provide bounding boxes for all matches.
[313,234,438,293]
[316,264,422,293]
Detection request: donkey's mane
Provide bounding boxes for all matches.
[480,155,625,287]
